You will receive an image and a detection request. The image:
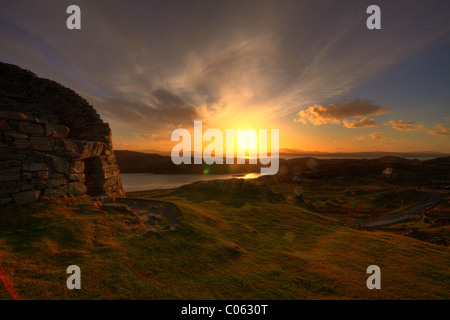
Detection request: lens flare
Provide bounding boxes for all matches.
[237,129,257,149]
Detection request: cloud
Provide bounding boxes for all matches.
[353,132,385,141]
[429,124,450,136]
[386,120,427,132]
[343,117,379,128]
[2,1,448,124]
[150,88,191,110]
[295,99,387,125]
[88,88,198,132]
[369,132,385,140]
[1,1,450,152]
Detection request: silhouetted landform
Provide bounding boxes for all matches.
[116,150,450,184]
[278,148,450,159]
[282,156,450,183]
[115,150,265,174]
[123,149,450,159]
[278,150,450,159]
[0,62,124,207]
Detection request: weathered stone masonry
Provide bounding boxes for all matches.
[0,62,124,207]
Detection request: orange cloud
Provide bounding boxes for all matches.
[354,132,385,141]
[429,124,450,136]
[295,99,387,125]
[343,117,378,128]
[386,120,427,132]
[368,132,385,140]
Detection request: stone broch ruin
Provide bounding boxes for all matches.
[0,62,124,207]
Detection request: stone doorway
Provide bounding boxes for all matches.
[84,157,106,196]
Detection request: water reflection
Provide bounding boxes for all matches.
[120,173,262,192]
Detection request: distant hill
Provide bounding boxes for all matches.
[114,150,263,174]
[115,150,450,184]
[124,149,450,160]
[280,156,450,184]
[279,150,450,159]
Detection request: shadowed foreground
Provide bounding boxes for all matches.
[0,179,448,299]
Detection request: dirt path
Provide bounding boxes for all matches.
[359,191,445,228]
[117,198,181,231]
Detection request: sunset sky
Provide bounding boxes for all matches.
[1,0,450,153]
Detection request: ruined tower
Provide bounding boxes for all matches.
[0,62,124,206]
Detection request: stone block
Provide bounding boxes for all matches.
[20,184,34,191]
[45,155,68,173]
[28,151,44,162]
[30,137,54,151]
[70,161,85,173]
[68,182,87,195]
[68,173,85,181]
[0,197,13,205]
[23,162,49,171]
[0,111,29,121]
[34,170,49,179]
[19,121,44,135]
[4,131,28,139]
[0,167,21,182]
[13,139,30,149]
[45,177,66,188]
[13,190,40,205]
[22,172,32,179]
[76,141,104,160]
[62,139,79,154]
[0,186,20,196]
[0,119,10,131]
[0,160,21,169]
[46,124,69,139]
[0,181,17,189]
[44,188,63,197]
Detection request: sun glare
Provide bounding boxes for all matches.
[237,129,257,150]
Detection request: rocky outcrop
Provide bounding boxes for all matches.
[0,62,124,207]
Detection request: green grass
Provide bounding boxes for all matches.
[0,182,449,300]
[269,178,433,226]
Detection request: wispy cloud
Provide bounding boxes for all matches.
[1,1,448,125]
[386,120,427,132]
[429,124,450,136]
[369,132,385,140]
[1,0,450,152]
[87,88,198,132]
[353,132,385,141]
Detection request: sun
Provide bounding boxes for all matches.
[237,129,257,150]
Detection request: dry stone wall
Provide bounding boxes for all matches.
[0,62,124,207]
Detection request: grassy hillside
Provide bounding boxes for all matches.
[0,180,448,299]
